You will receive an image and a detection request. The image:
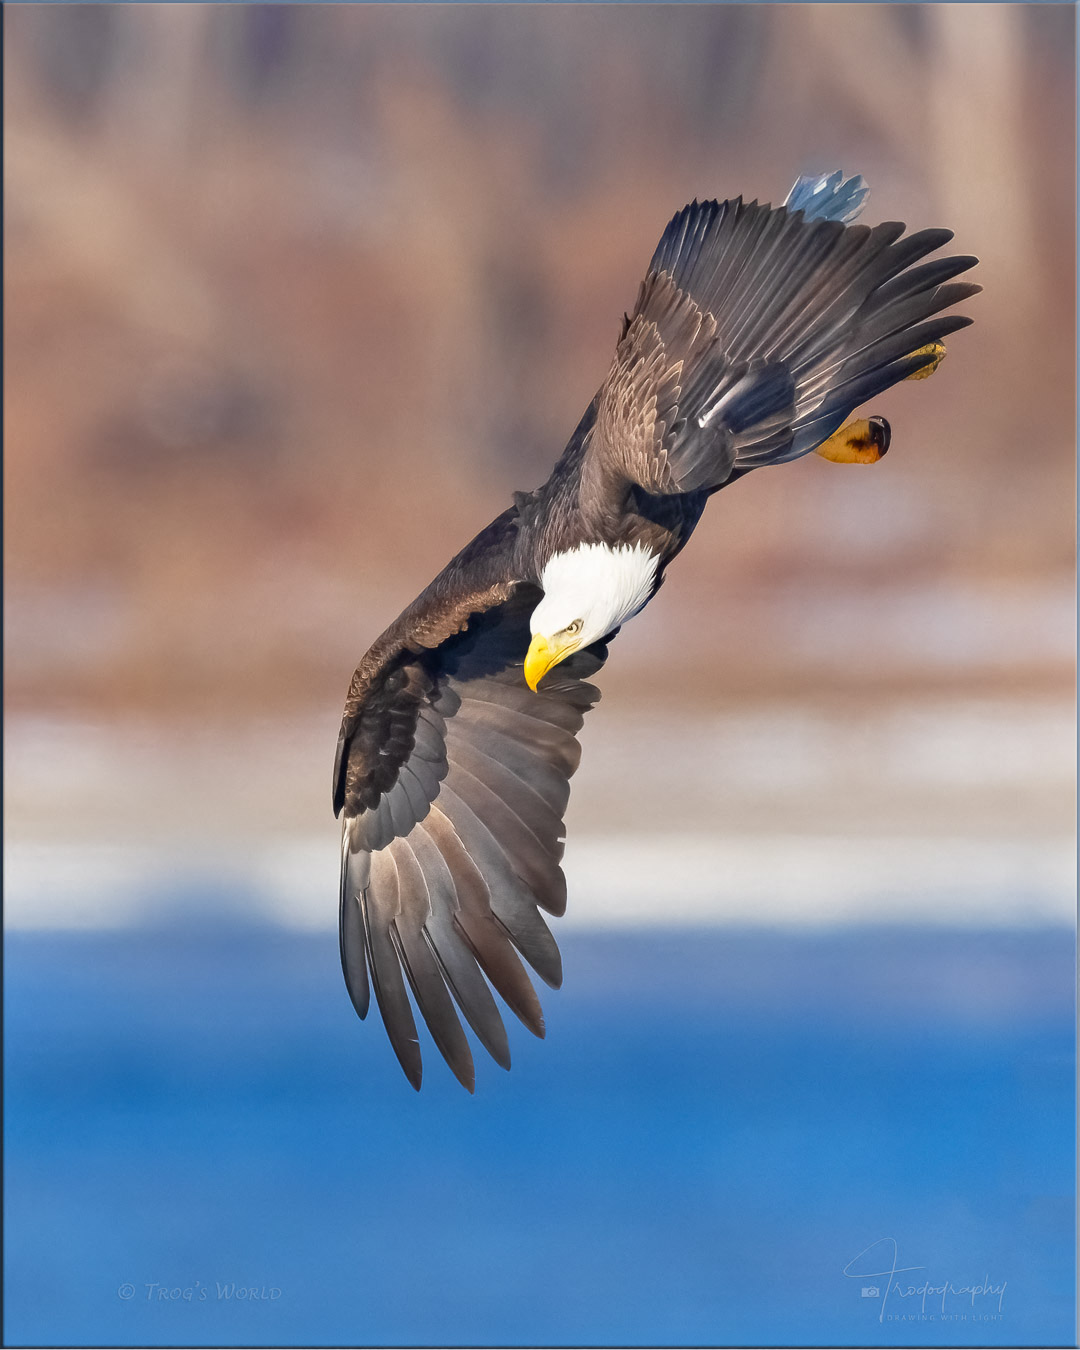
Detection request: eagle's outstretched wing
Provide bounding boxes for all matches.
[590,192,980,493]
[334,526,608,1091]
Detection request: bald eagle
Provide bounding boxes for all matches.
[333,172,979,1090]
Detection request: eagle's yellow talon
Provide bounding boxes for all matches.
[814,415,891,465]
[905,340,947,380]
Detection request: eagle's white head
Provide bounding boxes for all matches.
[524,542,660,690]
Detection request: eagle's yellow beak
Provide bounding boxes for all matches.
[524,633,578,692]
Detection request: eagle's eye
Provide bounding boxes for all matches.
[564,619,583,636]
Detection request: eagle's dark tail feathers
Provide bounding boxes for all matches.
[638,171,980,482]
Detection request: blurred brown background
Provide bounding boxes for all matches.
[4,4,1074,921]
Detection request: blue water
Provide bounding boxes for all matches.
[4,924,1075,1347]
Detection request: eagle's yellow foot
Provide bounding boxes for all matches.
[905,340,947,380]
[814,341,946,465]
[814,415,891,465]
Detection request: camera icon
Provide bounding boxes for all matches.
[861,1286,880,1298]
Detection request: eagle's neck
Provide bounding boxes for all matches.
[531,542,661,646]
